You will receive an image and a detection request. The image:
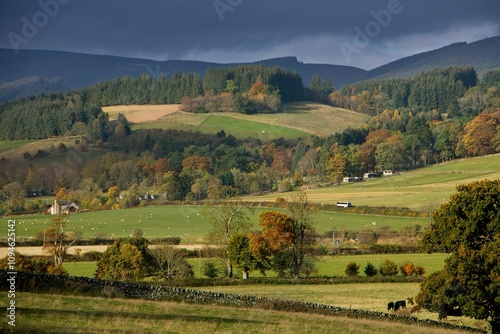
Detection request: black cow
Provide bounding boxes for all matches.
[394,300,406,311]
[387,302,394,311]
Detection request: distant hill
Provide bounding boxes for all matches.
[1,36,499,103]
[0,50,365,103]
[357,36,500,82]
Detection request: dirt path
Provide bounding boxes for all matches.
[0,244,205,257]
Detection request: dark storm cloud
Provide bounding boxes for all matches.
[1,0,499,69]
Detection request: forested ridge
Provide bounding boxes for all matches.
[0,65,304,140]
[1,66,500,215]
[336,67,478,116]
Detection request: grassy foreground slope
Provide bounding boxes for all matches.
[248,153,500,211]
[0,293,472,334]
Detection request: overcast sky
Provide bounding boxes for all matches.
[1,0,499,70]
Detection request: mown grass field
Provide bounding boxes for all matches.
[6,205,429,242]
[247,153,500,211]
[131,102,369,139]
[0,293,473,334]
[103,104,180,123]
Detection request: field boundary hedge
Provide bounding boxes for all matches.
[0,271,484,333]
[148,200,430,218]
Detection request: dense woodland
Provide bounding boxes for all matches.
[1,66,500,214]
[0,65,304,140]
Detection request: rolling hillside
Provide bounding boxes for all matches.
[247,153,500,211]
[358,36,500,82]
[104,102,370,139]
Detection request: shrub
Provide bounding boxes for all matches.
[414,266,426,276]
[363,262,378,277]
[81,251,103,261]
[379,259,398,276]
[47,264,69,276]
[202,261,219,278]
[345,262,360,277]
[275,197,286,204]
[400,261,416,276]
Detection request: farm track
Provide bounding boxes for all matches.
[0,243,205,257]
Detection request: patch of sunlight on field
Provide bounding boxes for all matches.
[128,102,369,138]
[103,104,180,123]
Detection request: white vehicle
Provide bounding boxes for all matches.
[336,201,352,208]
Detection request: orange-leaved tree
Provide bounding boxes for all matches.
[249,211,294,277]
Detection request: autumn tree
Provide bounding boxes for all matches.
[271,151,291,180]
[248,81,269,97]
[417,180,500,333]
[55,187,69,200]
[107,185,121,199]
[460,109,500,156]
[95,241,145,281]
[249,211,295,276]
[182,155,211,172]
[327,147,346,182]
[154,158,169,186]
[360,129,392,172]
[207,199,252,278]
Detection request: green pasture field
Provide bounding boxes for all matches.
[247,153,500,211]
[134,114,309,140]
[190,253,447,279]
[64,261,98,277]
[64,253,448,279]
[200,283,422,313]
[0,293,472,334]
[6,205,429,242]
[198,283,483,329]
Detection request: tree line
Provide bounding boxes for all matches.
[0,65,305,140]
[332,67,486,117]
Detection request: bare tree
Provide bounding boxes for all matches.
[287,190,318,278]
[149,245,193,280]
[42,213,78,268]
